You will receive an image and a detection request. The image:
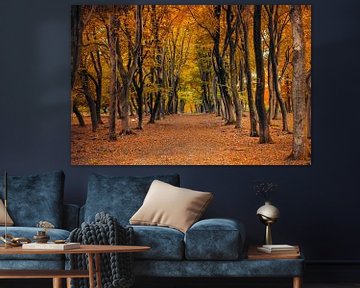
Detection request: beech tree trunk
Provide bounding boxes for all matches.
[273,100,280,120]
[80,70,98,132]
[227,9,240,117]
[289,5,308,159]
[267,57,275,123]
[167,44,176,114]
[108,14,117,141]
[200,71,210,112]
[267,5,289,132]
[212,75,221,116]
[72,103,85,127]
[227,5,242,129]
[167,27,190,114]
[84,27,104,125]
[71,6,84,127]
[90,48,103,124]
[240,7,258,137]
[253,5,272,143]
[149,5,164,124]
[119,80,131,135]
[160,47,167,119]
[133,45,145,130]
[71,6,83,90]
[116,6,143,135]
[285,75,293,113]
[213,5,235,125]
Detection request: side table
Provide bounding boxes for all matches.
[247,245,303,288]
[0,244,150,288]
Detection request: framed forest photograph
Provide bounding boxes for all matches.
[71,5,311,165]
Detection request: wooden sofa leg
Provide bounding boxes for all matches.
[67,277,72,288]
[293,276,302,288]
[53,278,62,288]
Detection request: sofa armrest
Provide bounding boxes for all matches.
[184,218,245,260]
[63,204,80,231]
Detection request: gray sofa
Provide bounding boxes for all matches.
[81,173,304,281]
[1,171,303,286]
[0,171,78,270]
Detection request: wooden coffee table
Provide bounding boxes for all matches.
[0,244,150,288]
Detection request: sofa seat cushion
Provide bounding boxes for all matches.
[0,170,65,227]
[130,225,184,260]
[184,218,245,260]
[0,227,70,261]
[84,174,180,226]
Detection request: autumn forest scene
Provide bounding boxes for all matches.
[71,5,311,165]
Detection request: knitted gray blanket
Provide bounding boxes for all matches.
[68,212,134,288]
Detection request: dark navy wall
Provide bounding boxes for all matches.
[0,0,359,263]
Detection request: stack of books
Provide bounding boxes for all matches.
[247,244,300,260]
[257,244,299,254]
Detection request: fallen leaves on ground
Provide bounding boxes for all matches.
[71,113,311,165]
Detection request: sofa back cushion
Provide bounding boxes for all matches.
[0,171,64,227]
[84,174,180,225]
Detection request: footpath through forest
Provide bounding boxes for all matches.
[71,113,310,165]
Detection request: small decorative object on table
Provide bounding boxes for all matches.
[33,231,50,243]
[0,234,31,247]
[34,221,55,243]
[254,181,280,245]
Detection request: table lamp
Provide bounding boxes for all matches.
[256,201,280,245]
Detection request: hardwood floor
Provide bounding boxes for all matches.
[1,279,360,288]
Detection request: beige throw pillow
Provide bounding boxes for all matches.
[130,180,213,233]
[0,199,14,226]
